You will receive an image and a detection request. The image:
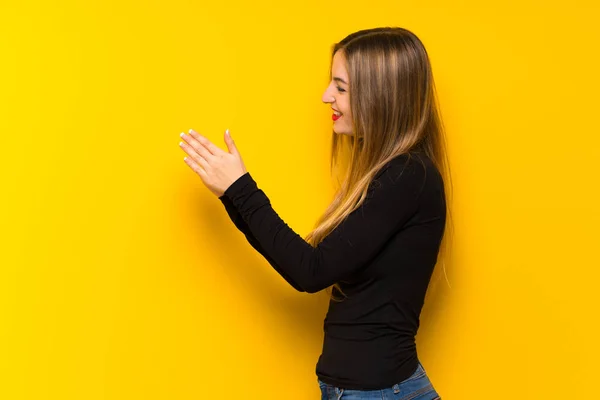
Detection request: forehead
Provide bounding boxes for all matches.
[331,51,348,79]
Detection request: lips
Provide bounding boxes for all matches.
[332,109,342,121]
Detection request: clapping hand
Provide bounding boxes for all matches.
[179,128,247,197]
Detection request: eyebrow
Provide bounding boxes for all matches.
[333,76,348,85]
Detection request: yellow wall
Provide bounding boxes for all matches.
[1,1,599,398]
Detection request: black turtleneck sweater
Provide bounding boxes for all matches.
[218,152,446,390]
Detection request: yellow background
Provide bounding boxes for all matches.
[1,1,599,398]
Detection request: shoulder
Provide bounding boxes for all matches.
[384,152,433,181]
[374,152,444,200]
[366,153,423,196]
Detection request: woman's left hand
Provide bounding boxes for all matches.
[179,128,247,197]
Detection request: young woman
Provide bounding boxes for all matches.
[179,26,449,400]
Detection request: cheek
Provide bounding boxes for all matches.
[343,107,352,122]
[342,101,351,118]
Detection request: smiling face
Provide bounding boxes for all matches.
[322,50,353,135]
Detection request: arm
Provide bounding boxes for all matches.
[218,194,306,292]
[221,154,427,294]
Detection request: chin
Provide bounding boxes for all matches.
[333,126,353,136]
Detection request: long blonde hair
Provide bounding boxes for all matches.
[304,27,454,301]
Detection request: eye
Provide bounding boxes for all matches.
[336,86,346,93]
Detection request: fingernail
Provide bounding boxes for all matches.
[180,132,184,137]
[226,128,230,136]
[188,129,194,134]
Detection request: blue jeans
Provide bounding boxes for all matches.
[317,361,440,399]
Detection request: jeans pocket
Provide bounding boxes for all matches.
[403,362,427,383]
[389,363,439,399]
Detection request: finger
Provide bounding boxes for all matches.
[188,129,224,156]
[224,128,239,156]
[180,131,214,162]
[179,141,210,170]
[184,156,208,179]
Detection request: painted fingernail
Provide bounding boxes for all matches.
[188,129,194,134]
[180,132,184,137]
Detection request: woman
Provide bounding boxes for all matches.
[179,26,449,400]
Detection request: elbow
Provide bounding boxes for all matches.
[299,280,326,294]
[283,278,309,293]
[302,286,318,294]
[304,287,322,294]
[298,253,328,293]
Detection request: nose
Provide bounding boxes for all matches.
[322,85,335,104]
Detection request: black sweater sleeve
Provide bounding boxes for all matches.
[220,154,426,294]
[218,194,306,292]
